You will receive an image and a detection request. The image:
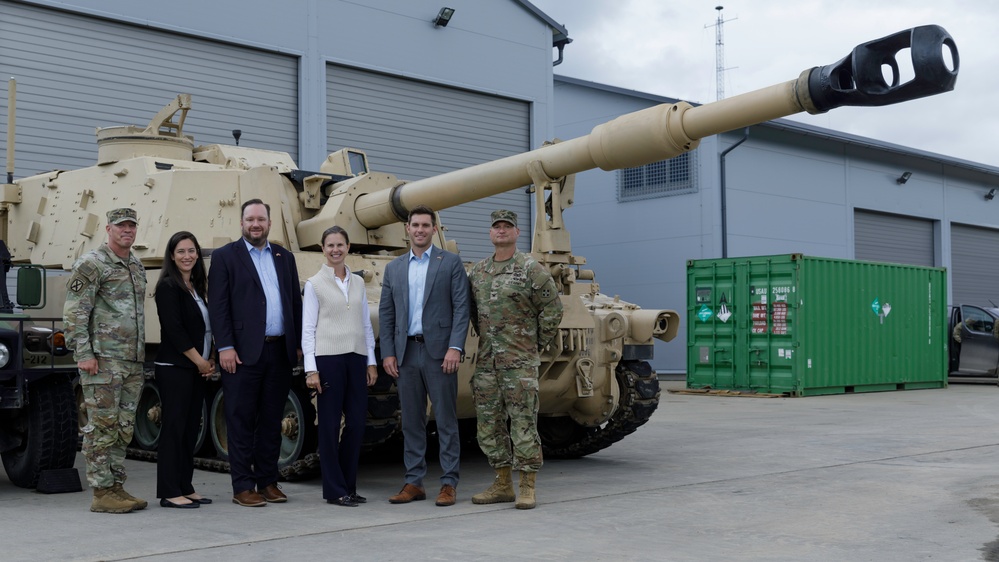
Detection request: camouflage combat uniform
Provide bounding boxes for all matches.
[468,251,562,472]
[64,243,146,489]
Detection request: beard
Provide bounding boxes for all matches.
[242,227,269,247]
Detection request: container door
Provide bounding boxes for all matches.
[688,264,747,389]
[745,259,798,393]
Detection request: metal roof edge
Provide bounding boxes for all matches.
[514,0,570,46]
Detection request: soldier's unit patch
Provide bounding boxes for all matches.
[69,277,86,293]
[541,288,551,299]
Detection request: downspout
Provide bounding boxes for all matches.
[719,127,749,258]
[553,38,571,66]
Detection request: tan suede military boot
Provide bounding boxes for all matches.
[111,482,148,510]
[91,487,135,514]
[471,466,515,504]
[515,471,536,510]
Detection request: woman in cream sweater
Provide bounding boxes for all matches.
[301,226,378,506]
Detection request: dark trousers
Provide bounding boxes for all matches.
[221,339,292,494]
[397,339,460,488]
[155,363,207,498]
[315,353,368,500]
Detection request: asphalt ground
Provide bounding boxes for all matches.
[4,379,999,561]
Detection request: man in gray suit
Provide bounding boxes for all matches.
[380,205,470,507]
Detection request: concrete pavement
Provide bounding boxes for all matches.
[3,380,999,561]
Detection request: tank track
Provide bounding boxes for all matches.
[542,360,660,459]
[125,377,402,480]
[126,448,322,479]
[126,364,649,472]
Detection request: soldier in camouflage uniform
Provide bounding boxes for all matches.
[468,209,562,510]
[64,208,147,514]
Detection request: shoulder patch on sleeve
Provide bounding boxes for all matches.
[68,260,99,293]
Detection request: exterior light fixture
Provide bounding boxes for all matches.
[896,171,912,184]
[433,7,455,27]
[986,188,996,201]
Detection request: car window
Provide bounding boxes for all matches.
[961,306,994,334]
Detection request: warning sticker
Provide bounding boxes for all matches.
[717,304,732,323]
[697,305,713,322]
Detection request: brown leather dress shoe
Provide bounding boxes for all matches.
[388,483,426,504]
[259,484,287,503]
[232,489,266,507]
[435,484,456,507]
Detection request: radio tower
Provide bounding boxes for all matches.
[706,6,737,101]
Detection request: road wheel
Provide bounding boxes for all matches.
[208,388,317,470]
[1,376,78,488]
[278,387,317,469]
[209,390,229,461]
[192,395,210,457]
[131,379,161,451]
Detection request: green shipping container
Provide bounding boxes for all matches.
[686,254,947,396]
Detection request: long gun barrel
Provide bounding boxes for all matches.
[353,25,957,228]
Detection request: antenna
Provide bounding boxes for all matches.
[5,78,14,184]
[705,6,737,101]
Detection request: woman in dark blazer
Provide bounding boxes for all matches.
[154,231,215,509]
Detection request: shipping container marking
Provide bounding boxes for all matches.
[697,305,713,322]
[717,304,732,323]
[871,297,893,324]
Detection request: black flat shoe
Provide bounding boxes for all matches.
[327,496,358,507]
[160,498,200,509]
[186,496,212,504]
[348,493,367,504]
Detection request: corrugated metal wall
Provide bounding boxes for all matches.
[950,223,999,305]
[854,210,934,267]
[0,0,299,177]
[326,65,530,261]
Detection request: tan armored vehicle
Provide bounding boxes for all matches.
[0,25,958,483]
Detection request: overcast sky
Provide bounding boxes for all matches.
[530,0,992,166]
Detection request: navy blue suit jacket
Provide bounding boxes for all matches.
[208,239,302,367]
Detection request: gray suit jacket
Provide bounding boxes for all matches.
[379,246,470,364]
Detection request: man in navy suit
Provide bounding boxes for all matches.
[208,199,303,507]
[380,205,470,507]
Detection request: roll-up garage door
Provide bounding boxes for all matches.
[327,65,530,261]
[854,210,934,266]
[0,0,298,177]
[950,223,999,304]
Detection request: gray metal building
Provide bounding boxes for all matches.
[556,75,999,373]
[4,0,995,376]
[0,0,569,260]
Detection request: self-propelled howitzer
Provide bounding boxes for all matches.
[0,25,958,480]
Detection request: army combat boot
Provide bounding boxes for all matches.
[515,471,536,510]
[471,466,515,504]
[111,482,148,510]
[91,487,135,514]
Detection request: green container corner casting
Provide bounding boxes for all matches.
[686,254,948,396]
